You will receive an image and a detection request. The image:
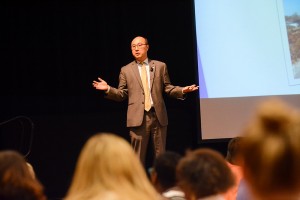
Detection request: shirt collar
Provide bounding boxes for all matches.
[136,58,149,65]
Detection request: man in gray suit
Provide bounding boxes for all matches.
[93,36,198,165]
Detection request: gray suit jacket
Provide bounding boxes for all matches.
[106,59,185,127]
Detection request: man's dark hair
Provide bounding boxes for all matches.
[226,136,243,165]
[153,151,182,190]
[177,148,234,198]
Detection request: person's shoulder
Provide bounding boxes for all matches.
[149,59,165,66]
[122,61,136,68]
[149,60,168,71]
[120,61,137,73]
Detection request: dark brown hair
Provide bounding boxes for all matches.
[0,150,46,200]
[177,148,234,199]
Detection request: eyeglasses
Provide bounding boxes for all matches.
[131,43,147,49]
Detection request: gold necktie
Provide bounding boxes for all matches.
[140,63,151,111]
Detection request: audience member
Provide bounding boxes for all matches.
[150,151,185,200]
[223,137,243,200]
[240,98,300,200]
[0,150,46,200]
[176,148,234,200]
[225,137,243,165]
[64,133,162,200]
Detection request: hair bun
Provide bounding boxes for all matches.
[257,98,293,134]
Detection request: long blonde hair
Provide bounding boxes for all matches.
[65,133,159,200]
[241,98,300,199]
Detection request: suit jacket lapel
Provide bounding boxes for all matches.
[149,59,155,90]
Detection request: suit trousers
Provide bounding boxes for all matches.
[130,108,167,166]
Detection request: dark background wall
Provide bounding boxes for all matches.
[1,0,228,199]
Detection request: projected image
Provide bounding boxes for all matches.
[284,0,300,79]
[194,0,300,99]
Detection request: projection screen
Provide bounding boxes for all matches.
[193,0,300,140]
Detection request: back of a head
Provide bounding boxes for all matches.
[65,133,158,200]
[226,137,243,165]
[240,98,300,199]
[153,151,182,190]
[0,150,45,200]
[177,148,234,199]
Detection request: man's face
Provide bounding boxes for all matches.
[131,37,149,62]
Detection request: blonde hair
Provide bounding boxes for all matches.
[65,133,159,200]
[241,98,300,199]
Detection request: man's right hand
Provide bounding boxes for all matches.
[92,77,109,91]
